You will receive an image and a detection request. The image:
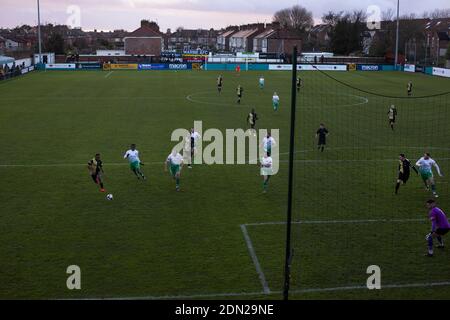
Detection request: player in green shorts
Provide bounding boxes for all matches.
[421,170,433,181]
[170,162,180,176]
[260,153,273,193]
[165,149,184,191]
[416,153,443,198]
[123,144,146,180]
[272,92,280,111]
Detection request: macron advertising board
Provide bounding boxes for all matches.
[358,65,380,71]
[168,63,191,70]
[269,64,347,71]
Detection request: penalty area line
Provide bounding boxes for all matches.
[240,224,271,294]
[70,280,450,300]
[243,218,426,227]
[2,158,450,168]
[290,281,450,294]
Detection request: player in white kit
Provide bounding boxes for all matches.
[272,92,280,111]
[123,144,146,180]
[259,76,265,89]
[262,132,277,157]
[416,153,443,198]
[260,153,273,193]
[165,149,184,191]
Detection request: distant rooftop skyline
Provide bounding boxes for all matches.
[1,0,449,31]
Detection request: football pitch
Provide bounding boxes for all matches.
[0,69,449,299]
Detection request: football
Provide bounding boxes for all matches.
[106,194,114,201]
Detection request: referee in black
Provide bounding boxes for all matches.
[316,123,329,152]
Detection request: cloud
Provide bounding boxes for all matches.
[1,0,449,30]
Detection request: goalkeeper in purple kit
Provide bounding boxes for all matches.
[425,199,450,257]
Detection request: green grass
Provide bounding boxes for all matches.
[0,69,449,299]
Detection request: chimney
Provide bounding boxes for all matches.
[141,20,160,32]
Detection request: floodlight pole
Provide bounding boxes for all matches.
[283,46,298,301]
[394,0,400,69]
[37,0,43,64]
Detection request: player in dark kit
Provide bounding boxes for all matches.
[407,81,413,97]
[247,108,258,133]
[316,124,329,152]
[395,153,418,194]
[217,75,223,93]
[237,85,243,104]
[88,153,105,192]
[387,105,397,131]
[296,77,303,93]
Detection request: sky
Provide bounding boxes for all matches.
[1,0,448,31]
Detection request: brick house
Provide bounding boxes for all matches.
[229,25,264,52]
[253,28,275,53]
[217,28,238,51]
[435,31,450,58]
[5,38,20,50]
[253,29,302,56]
[124,21,163,56]
[308,24,331,51]
[367,17,450,63]
[168,29,217,51]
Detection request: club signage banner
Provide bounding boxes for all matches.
[404,64,416,73]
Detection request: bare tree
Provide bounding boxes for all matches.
[400,13,417,20]
[350,10,367,24]
[273,8,291,29]
[382,8,395,22]
[422,8,450,19]
[322,11,344,26]
[273,5,314,33]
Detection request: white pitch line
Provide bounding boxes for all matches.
[71,280,450,300]
[289,281,450,294]
[281,158,450,163]
[240,224,271,294]
[78,291,266,300]
[2,158,450,168]
[0,96,184,101]
[186,91,370,109]
[104,71,114,78]
[0,163,131,168]
[1,145,450,168]
[241,217,427,297]
[59,220,445,300]
[244,218,426,227]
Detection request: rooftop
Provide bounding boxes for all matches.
[218,30,236,38]
[230,28,260,39]
[254,29,275,39]
[127,26,162,38]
